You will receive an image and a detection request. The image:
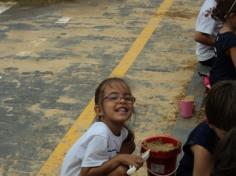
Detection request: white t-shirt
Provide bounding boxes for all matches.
[60,122,128,176]
[195,0,220,61]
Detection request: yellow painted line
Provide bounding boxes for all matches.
[37,0,173,175]
[111,0,173,77]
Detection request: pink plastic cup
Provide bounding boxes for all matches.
[180,96,194,118]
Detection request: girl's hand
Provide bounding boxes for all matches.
[116,154,144,169]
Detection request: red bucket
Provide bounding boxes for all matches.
[141,135,181,176]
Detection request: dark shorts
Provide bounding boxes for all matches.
[199,57,216,67]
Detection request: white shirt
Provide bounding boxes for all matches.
[195,0,220,61]
[60,122,128,176]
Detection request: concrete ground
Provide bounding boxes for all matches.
[0,0,205,175]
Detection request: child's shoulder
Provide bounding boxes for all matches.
[182,121,219,153]
[181,122,216,152]
[186,121,217,145]
[195,120,210,129]
[192,121,214,136]
[200,0,216,12]
[218,32,236,41]
[88,122,109,135]
[86,122,128,141]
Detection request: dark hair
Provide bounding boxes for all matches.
[205,80,236,131]
[94,77,132,106]
[212,0,236,21]
[211,127,236,176]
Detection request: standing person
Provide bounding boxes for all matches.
[211,127,236,176]
[210,0,236,85]
[195,0,220,67]
[176,80,236,176]
[60,77,144,176]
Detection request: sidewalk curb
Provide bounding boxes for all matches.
[172,63,210,145]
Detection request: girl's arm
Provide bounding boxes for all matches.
[80,154,144,176]
[194,32,215,46]
[229,47,236,67]
[191,144,213,176]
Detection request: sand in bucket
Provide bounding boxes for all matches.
[141,135,181,176]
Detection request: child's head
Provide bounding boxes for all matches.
[94,77,135,124]
[211,127,236,176]
[205,80,236,138]
[212,0,236,22]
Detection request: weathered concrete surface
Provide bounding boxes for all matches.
[130,1,203,175]
[1,0,70,6]
[0,0,203,175]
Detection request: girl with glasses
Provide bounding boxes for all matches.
[209,0,236,85]
[60,77,143,176]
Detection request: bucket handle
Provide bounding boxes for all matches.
[147,165,178,176]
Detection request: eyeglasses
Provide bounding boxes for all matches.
[103,93,136,104]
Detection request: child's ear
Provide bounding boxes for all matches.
[94,105,103,116]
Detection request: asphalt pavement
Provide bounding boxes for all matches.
[0,0,204,175]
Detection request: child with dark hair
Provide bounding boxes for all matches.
[176,80,236,176]
[60,77,144,176]
[210,0,236,85]
[211,127,236,176]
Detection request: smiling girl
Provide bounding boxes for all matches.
[60,77,144,176]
